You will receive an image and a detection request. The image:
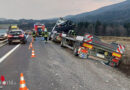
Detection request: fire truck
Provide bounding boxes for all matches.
[34,24,45,37]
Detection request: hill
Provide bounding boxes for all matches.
[69,0,130,23]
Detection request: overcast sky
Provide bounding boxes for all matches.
[0,0,125,19]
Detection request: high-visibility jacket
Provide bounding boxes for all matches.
[44,32,49,37]
[42,32,44,37]
[32,32,36,37]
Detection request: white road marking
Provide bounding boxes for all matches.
[0,44,20,63]
[0,35,29,63]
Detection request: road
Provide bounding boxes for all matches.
[0,36,130,90]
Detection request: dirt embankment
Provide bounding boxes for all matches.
[100,36,130,76]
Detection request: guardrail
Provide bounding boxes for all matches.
[0,39,8,47]
[0,39,7,44]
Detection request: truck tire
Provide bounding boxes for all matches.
[73,47,78,56]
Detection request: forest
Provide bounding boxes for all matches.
[75,21,130,36]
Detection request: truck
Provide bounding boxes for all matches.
[60,33,125,67]
[49,18,75,42]
[33,23,45,37]
[9,25,19,30]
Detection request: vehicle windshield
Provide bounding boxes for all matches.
[9,31,22,35]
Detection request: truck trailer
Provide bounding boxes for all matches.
[61,33,125,67]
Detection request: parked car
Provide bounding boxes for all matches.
[0,29,8,40]
[7,30,27,44]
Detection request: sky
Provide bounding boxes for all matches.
[0,0,125,19]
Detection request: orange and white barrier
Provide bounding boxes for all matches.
[84,34,93,43]
[116,44,125,54]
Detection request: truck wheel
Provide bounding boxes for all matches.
[73,47,78,56]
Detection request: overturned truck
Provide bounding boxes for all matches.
[61,33,125,67]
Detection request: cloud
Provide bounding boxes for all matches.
[0,0,125,19]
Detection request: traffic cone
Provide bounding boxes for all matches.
[19,73,29,90]
[1,75,6,85]
[31,48,36,58]
[28,42,33,49]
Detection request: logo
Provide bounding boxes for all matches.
[0,75,16,88]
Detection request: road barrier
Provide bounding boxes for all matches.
[0,39,7,47]
[0,39,7,44]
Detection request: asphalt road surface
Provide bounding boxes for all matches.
[0,37,130,90]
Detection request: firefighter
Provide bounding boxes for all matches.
[32,31,36,40]
[44,28,49,42]
[41,31,45,41]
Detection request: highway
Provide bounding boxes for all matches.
[0,36,130,90]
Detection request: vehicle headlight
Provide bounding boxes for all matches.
[4,33,7,37]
